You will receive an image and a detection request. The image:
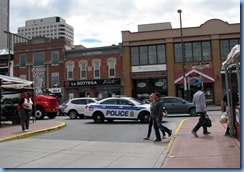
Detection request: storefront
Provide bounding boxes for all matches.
[63,78,121,99]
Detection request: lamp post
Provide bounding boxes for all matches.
[177,9,187,100]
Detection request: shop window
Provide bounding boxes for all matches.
[80,61,87,79]
[33,53,44,67]
[66,62,74,80]
[19,54,26,68]
[93,60,100,78]
[51,51,59,65]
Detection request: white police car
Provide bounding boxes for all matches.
[84,96,151,123]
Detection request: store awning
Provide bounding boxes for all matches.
[174,69,215,84]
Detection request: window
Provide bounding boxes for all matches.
[174,41,212,62]
[157,45,166,63]
[33,53,44,67]
[51,72,59,87]
[148,46,157,64]
[131,44,166,66]
[66,62,74,80]
[131,47,139,65]
[108,59,115,77]
[19,54,26,68]
[139,46,148,65]
[93,60,100,78]
[80,61,87,79]
[51,51,59,65]
[220,39,240,60]
[101,99,117,105]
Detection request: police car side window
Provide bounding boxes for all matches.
[101,99,117,105]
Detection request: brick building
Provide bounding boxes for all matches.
[121,19,240,105]
[63,45,123,100]
[14,37,71,102]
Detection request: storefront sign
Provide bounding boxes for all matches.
[64,78,121,87]
[0,61,8,68]
[132,64,166,72]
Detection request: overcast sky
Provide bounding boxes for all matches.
[10,0,240,48]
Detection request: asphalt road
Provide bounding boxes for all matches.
[33,115,191,142]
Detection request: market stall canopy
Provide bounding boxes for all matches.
[0,75,34,94]
[222,44,240,68]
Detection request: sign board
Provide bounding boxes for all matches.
[192,62,210,69]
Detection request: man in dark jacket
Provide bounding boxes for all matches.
[152,92,172,141]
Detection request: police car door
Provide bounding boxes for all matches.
[117,99,136,119]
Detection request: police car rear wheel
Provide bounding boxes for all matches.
[139,112,149,123]
[93,112,105,123]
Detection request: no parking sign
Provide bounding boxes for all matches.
[32,68,38,78]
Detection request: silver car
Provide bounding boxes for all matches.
[161,96,196,116]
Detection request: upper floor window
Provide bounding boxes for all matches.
[66,62,74,80]
[108,59,116,77]
[131,44,166,66]
[51,72,59,87]
[51,51,59,65]
[33,53,44,67]
[93,60,101,78]
[220,39,240,60]
[80,61,87,79]
[174,41,211,62]
[19,54,26,68]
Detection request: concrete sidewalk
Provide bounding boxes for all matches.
[161,116,240,168]
[0,120,65,142]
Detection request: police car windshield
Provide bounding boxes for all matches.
[129,98,144,105]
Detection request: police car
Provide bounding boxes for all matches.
[84,96,151,123]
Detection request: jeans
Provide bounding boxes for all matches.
[192,112,208,133]
[152,118,168,140]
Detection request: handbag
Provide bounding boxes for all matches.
[219,114,228,124]
[202,114,212,127]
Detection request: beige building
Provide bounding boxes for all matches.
[121,19,240,105]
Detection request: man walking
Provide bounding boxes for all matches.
[191,85,210,137]
[152,92,172,141]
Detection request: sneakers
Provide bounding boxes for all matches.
[154,139,162,142]
[203,131,211,135]
[168,129,172,137]
[191,131,198,137]
[27,129,32,131]
[143,137,150,140]
[22,129,29,132]
[162,135,167,139]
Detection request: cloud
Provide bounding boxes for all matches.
[9,0,240,48]
[81,38,101,43]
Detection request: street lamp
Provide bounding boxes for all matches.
[177,9,187,100]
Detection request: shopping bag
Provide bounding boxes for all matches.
[219,114,228,124]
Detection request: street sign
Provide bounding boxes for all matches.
[32,68,38,78]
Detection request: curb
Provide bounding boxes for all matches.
[0,122,66,143]
[163,119,187,154]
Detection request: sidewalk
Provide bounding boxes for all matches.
[161,116,240,168]
[0,120,65,142]
[0,106,240,168]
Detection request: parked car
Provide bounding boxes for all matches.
[161,96,196,116]
[58,101,68,116]
[64,98,98,119]
[84,96,151,123]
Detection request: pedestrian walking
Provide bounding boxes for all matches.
[144,93,166,140]
[191,85,210,137]
[152,92,172,142]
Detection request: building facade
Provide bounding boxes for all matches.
[122,19,240,105]
[14,37,72,102]
[0,0,9,50]
[63,45,123,100]
[17,17,74,47]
